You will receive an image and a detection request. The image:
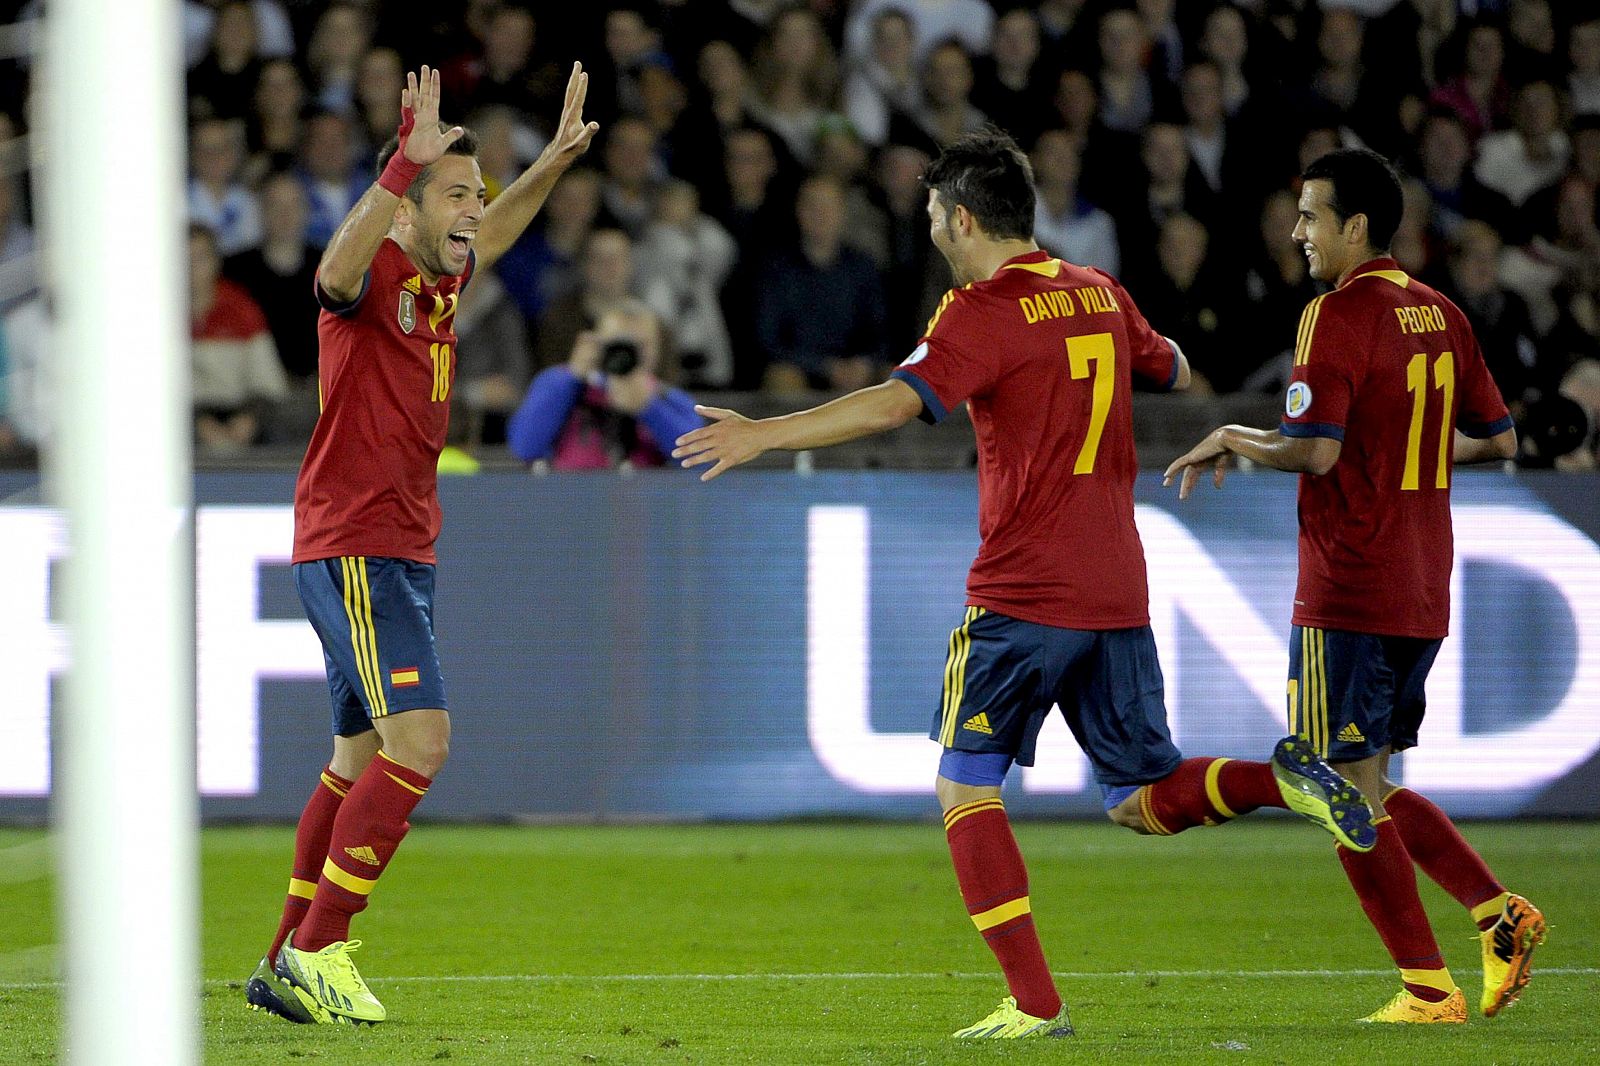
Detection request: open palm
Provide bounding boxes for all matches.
[401,65,464,167]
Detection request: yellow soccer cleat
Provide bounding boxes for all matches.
[273,934,387,1025]
[244,954,324,1024]
[951,996,1074,1039]
[1480,894,1546,1018]
[1357,987,1467,1024]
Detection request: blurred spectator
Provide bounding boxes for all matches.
[1136,0,1184,91]
[188,118,263,256]
[187,1,264,122]
[635,180,738,389]
[1504,0,1556,86]
[756,174,887,393]
[223,170,319,383]
[713,126,793,385]
[1429,20,1511,143]
[1368,0,1458,93]
[1036,0,1095,75]
[1415,109,1519,245]
[297,109,366,248]
[534,227,641,373]
[1301,8,1392,149]
[188,225,287,456]
[673,40,766,193]
[1392,178,1437,277]
[843,0,994,66]
[448,6,562,124]
[971,8,1053,151]
[508,303,701,470]
[1180,62,1247,199]
[842,7,920,149]
[1198,3,1256,121]
[813,118,889,265]
[637,54,694,175]
[870,142,944,355]
[1136,213,1247,393]
[1116,122,1220,282]
[912,41,989,152]
[1030,130,1119,275]
[1572,18,1600,117]
[1433,220,1544,411]
[0,171,38,313]
[1096,8,1159,135]
[596,116,666,240]
[1474,80,1568,207]
[183,0,293,69]
[454,270,532,448]
[305,3,372,115]
[0,293,49,457]
[1239,189,1319,393]
[1046,67,1136,210]
[747,5,838,167]
[471,106,527,201]
[354,48,407,162]
[595,6,663,121]
[248,59,306,160]
[494,167,602,328]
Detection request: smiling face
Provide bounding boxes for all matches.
[1292,178,1361,283]
[398,153,485,279]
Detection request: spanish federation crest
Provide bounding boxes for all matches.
[398,290,416,334]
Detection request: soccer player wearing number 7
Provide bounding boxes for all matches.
[675,130,1382,1039]
[241,64,598,1026]
[1165,148,1544,1024]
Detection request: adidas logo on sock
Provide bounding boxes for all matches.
[963,712,993,735]
[344,845,381,866]
[1337,723,1365,743]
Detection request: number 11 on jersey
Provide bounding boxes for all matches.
[1402,351,1454,491]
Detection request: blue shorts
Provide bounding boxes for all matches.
[295,556,448,736]
[1287,624,1442,762]
[929,607,1181,788]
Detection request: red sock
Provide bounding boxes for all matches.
[268,766,354,963]
[293,751,431,952]
[1337,817,1453,1001]
[1384,787,1505,927]
[943,798,1061,1019]
[1139,757,1285,834]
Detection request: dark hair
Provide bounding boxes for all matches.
[920,126,1035,240]
[1301,147,1403,252]
[375,125,480,203]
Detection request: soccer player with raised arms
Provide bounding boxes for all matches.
[243,64,598,1026]
[1166,148,1544,1023]
[675,129,1380,1039]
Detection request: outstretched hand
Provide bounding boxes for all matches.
[400,66,465,167]
[1162,430,1231,500]
[673,406,767,482]
[544,62,601,168]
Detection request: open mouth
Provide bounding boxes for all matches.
[448,230,475,258]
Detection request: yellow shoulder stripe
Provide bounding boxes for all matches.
[1000,258,1063,277]
[1349,268,1410,288]
[1294,294,1329,367]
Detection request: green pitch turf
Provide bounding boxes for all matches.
[1,820,1595,1064]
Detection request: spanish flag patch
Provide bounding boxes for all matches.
[390,667,421,688]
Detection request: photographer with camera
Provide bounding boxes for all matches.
[507,301,703,469]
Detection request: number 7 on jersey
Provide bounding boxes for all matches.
[1067,332,1115,475]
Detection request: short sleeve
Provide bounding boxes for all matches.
[1454,332,1514,438]
[889,291,998,424]
[1280,295,1358,441]
[314,268,371,316]
[1101,274,1179,391]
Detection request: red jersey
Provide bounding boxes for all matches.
[1280,258,1511,639]
[292,239,474,564]
[891,250,1180,629]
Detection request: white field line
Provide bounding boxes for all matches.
[1,967,1597,991]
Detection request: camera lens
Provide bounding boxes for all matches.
[600,339,640,376]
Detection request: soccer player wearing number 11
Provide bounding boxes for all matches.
[675,130,1380,1039]
[1166,149,1545,1024]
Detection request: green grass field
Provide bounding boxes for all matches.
[1,820,1594,1064]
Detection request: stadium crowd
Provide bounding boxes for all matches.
[0,0,1597,468]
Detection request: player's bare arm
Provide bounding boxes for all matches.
[473,62,601,273]
[1452,426,1518,464]
[673,380,924,482]
[319,66,464,301]
[1163,426,1342,499]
